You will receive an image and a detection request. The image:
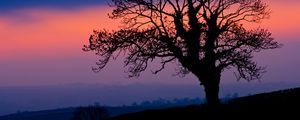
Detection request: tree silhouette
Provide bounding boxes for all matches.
[84,0,281,106]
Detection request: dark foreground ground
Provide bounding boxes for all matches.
[109,87,300,120]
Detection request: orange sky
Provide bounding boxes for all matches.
[0,2,299,62]
[0,6,118,61]
[263,1,300,38]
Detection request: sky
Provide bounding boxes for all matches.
[0,0,300,87]
[0,0,300,115]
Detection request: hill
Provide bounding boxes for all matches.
[109,87,300,120]
[0,108,74,120]
[1,87,300,120]
[0,103,200,120]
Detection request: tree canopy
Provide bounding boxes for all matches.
[84,0,281,105]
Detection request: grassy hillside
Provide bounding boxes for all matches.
[109,87,300,120]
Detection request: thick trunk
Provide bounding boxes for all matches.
[203,81,220,106]
[197,70,221,107]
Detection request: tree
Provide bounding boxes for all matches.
[83,0,281,106]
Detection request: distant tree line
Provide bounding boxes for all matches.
[71,106,109,120]
[129,95,239,107]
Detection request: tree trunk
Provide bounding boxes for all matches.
[203,81,220,106]
[200,72,221,107]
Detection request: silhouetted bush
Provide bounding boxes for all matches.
[71,106,109,120]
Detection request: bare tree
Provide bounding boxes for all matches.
[84,0,281,106]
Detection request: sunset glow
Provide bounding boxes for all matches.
[1,1,299,61]
[0,6,118,61]
[0,0,299,86]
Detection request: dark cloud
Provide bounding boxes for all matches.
[0,0,109,12]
